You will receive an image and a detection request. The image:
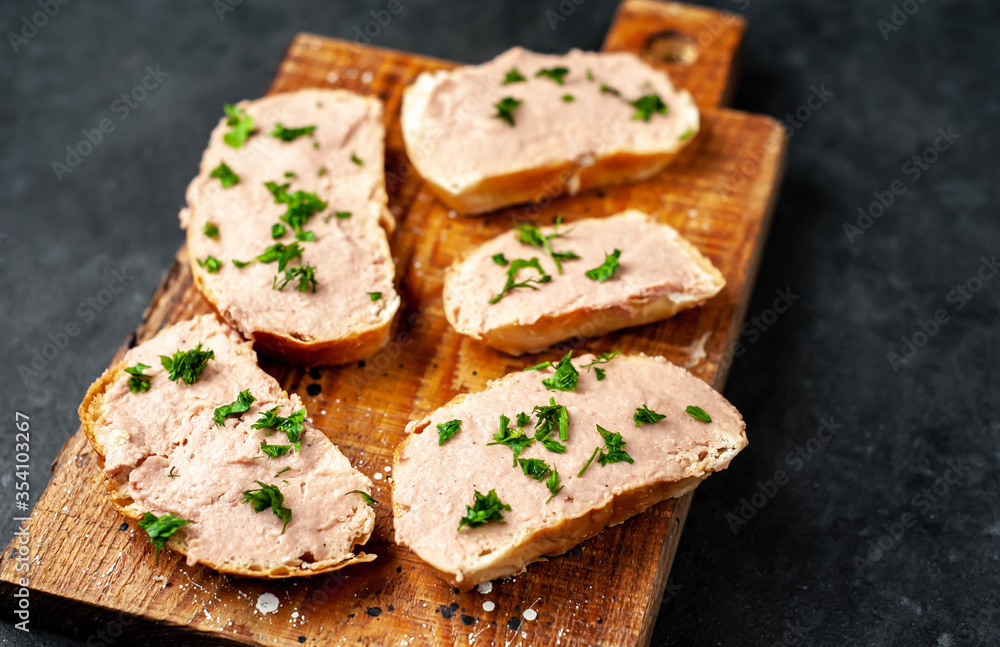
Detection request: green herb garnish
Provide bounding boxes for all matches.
[160,344,214,385]
[542,351,579,391]
[241,481,292,533]
[680,128,695,141]
[536,66,569,84]
[545,469,564,503]
[223,104,254,148]
[515,217,578,274]
[265,181,327,241]
[256,242,303,272]
[596,424,634,466]
[634,404,666,427]
[494,97,522,126]
[686,405,712,423]
[585,249,621,283]
[518,458,550,481]
[167,466,179,478]
[271,223,287,239]
[347,490,378,505]
[630,94,667,121]
[533,397,569,441]
[488,414,534,466]
[210,162,240,187]
[233,259,252,268]
[351,153,363,166]
[274,466,291,478]
[492,253,509,266]
[260,441,292,458]
[577,446,600,477]
[270,123,316,141]
[457,489,510,531]
[582,351,620,380]
[252,407,306,451]
[489,257,551,304]
[137,512,189,559]
[600,83,621,97]
[203,222,219,238]
[502,68,526,85]
[273,264,318,293]
[198,255,221,273]
[368,292,382,301]
[124,363,151,393]
[562,94,575,102]
[437,419,461,446]
[213,389,256,427]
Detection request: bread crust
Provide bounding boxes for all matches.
[79,355,375,578]
[391,361,746,590]
[442,212,726,355]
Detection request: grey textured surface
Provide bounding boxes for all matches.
[2,0,998,645]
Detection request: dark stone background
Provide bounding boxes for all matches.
[2,0,997,645]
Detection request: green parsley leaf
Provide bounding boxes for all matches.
[680,128,695,141]
[124,363,151,393]
[270,123,316,141]
[167,466,179,478]
[585,249,621,283]
[533,397,569,441]
[137,512,189,558]
[545,469,564,503]
[241,481,292,533]
[515,217,578,274]
[351,153,363,165]
[210,162,240,187]
[335,211,351,219]
[252,407,306,451]
[274,466,291,478]
[213,389,256,427]
[271,223,287,239]
[160,344,214,385]
[594,368,606,380]
[562,94,575,102]
[492,253,509,266]
[542,438,567,453]
[487,414,534,466]
[518,458,550,481]
[596,424,634,466]
[346,490,378,505]
[586,68,594,81]
[630,94,668,121]
[265,181,327,240]
[494,97,522,127]
[223,104,254,148]
[457,489,510,531]
[685,405,712,423]
[318,166,327,176]
[437,419,461,446]
[260,441,292,458]
[256,242,302,272]
[232,259,252,268]
[600,83,621,97]
[203,222,219,238]
[581,351,621,376]
[577,446,600,477]
[535,66,569,84]
[542,351,579,391]
[284,171,295,178]
[273,264,318,293]
[368,291,382,301]
[198,255,221,273]
[502,67,526,85]
[489,257,551,304]
[516,411,532,428]
[634,404,667,427]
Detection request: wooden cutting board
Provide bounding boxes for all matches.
[0,1,785,645]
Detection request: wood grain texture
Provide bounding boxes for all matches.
[0,2,786,645]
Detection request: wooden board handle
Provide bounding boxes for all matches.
[602,0,745,108]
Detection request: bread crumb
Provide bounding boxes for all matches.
[476,581,492,594]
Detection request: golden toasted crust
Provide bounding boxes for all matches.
[390,364,745,590]
[78,355,375,578]
[442,213,726,355]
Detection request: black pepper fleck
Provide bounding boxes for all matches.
[507,617,521,631]
[461,614,476,626]
[387,605,395,612]
[597,618,603,624]
[440,602,459,619]
[366,607,382,617]
[306,383,322,396]
[572,545,583,556]
[309,367,322,380]
[396,566,402,573]
[118,523,128,531]
[358,360,366,368]
[298,638,306,644]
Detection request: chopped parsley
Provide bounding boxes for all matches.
[457,489,510,531]
[600,83,621,97]
[260,441,292,458]
[577,447,600,477]
[232,259,252,268]
[492,253,509,266]
[542,351,579,391]
[256,242,303,272]
[596,424,634,466]
[518,458,550,481]
[436,419,461,446]
[585,249,621,283]
[368,291,382,301]
[346,490,378,506]
[273,264,318,293]
[270,123,316,141]
[494,97,522,126]
[535,66,569,84]
[223,104,254,148]
[489,257,551,304]
[274,466,291,478]
[160,344,214,385]
[680,128,695,141]
[582,351,621,380]
[545,469,564,503]
[686,405,712,423]
[334,211,351,219]
[271,223,287,239]
[284,171,295,178]
[124,363,151,393]
[516,411,531,428]
[213,389,256,427]
[265,181,327,241]
[167,466,179,478]
[634,404,666,426]
[197,255,221,273]
[210,162,240,187]
[502,67,526,85]
[241,481,292,533]
[630,94,668,121]
[351,153,363,165]
[252,407,306,451]
[203,222,219,238]
[533,397,569,441]
[515,217,578,274]
[586,68,594,81]
[488,414,534,466]
[318,166,327,176]
[562,94,575,102]
[137,512,189,559]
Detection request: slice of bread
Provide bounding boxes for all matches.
[391,353,746,589]
[79,315,376,578]
[402,47,699,214]
[443,210,725,355]
[181,89,400,366]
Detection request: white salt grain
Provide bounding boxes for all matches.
[523,609,537,621]
[476,581,492,594]
[256,593,279,614]
[483,601,495,612]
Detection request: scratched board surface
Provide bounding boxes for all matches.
[0,1,786,645]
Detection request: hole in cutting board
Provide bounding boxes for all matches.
[643,30,700,66]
